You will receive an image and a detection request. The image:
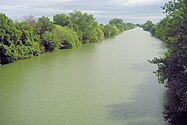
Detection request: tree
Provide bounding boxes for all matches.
[22,15,37,28]
[53,14,69,27]
[83,26,104,43]
[0,11,135,65]
[150,0,187,124]
[42,31,60,52]
[37,16,54,35]
[109,18,123,25]
[41,25,81,51]
[103,24,112,38]
[143,20,154,31]
[150,24,157,36]
[110,25,119,37]
[55,25,81,48]
[68,10,98,42]
[109,18,128,32]
[0,13,41,64]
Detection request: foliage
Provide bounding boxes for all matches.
[143,0,185,46]
[37,16,55,35]
[55,25,81,48]
[102,24,120,38]
[42,31,60,52]
[143,20,154,31]
[109,18,123,25]
[41,25,81,51]
[22,15,37,28]
[148,0,187,124]
[150,24,157,36]
[53,14,70,27]
[103,24,111,38]
[125,23,136,30]
[83,25,104,43]
[109,18,136,33]
[109,18,124,33]
[0,13,41,64]
[0,11,135,65]
[68,10,98,43]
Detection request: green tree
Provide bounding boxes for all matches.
[41,25,81,51]
[0,11,135,65]
[53,14,70,27]
[37,16,54,35]
[0,13,41,64]
[68,10,98,42]
[143,20,154,31]
[109,18,123,25]
[14,22,41,55]
[55,25,81,48]
[42,31,60,52]
[109,18,132,33]
[103,24,112,38]
[102,24,120,38]
[110,25,119,37]
[150,24,157,36]
[83,26,104,43]
[150,0,187,124]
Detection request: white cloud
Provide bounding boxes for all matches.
[0,0,169,23]
[28,0,76,4]
[0,0,75,2]
[109,0,162,6]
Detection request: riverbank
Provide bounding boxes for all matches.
[0,11,135,65]
[142,0,187,124]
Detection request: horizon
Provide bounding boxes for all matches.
[0,0,169,24]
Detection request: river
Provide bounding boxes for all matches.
[0,28,166,125]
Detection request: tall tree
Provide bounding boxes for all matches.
[22,15,37,28]
[150,0,187,124]
[0,14,41,64]
[53,14,70,27]
[37,16,54,35]
[68,10,98,42]
[109,18,123,25]
[143,20,154,31]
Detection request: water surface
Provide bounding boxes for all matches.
[0,28,166,125]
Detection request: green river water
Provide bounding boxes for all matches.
[0,28,167,125]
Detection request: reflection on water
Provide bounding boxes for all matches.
[106,72,166,125]
[131,62,157,72]
[107,103,139,119]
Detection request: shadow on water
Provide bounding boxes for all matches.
[105,77,167,125]
[129,63,187,124]
[106,103,145,120]
[130,62,157,72]
[105,60,167,125]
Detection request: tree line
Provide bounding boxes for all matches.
[0,10,135,65]
[143,0,187,124]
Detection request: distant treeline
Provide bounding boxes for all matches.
[143,0,187,125]
[0,10,135,65]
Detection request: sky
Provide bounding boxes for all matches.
[0,0,169,24]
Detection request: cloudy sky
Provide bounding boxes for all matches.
[0,0,169,24]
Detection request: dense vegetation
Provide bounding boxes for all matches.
[143,0,187,124]
[0,11,135,65]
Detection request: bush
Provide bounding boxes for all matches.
[41,25,81,51]
[0,14,41,64]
